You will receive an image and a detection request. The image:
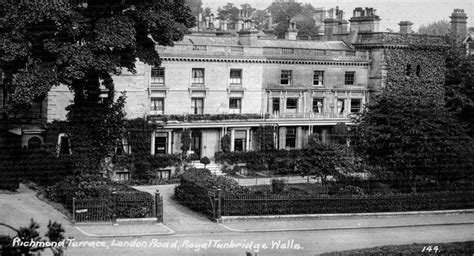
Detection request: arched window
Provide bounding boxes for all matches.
[405,64,411,77]
[416,65,421,77]
[27,137,42,149]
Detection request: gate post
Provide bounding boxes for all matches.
[216,188,222,221]
[112,190,117,225]
[72,197,76,224]
[155,192,163,223]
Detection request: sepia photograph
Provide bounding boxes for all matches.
[0,0,473,255]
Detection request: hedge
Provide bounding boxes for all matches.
[221,191,474,216]
[46,173,153,219]
[174,168,247,216]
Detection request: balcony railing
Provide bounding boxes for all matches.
[147,112,353,123]
[269,112,350,120]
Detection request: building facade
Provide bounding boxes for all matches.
[1,7,464,160]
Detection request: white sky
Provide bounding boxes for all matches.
[203,0,474,32]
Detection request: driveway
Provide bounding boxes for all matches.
[0,184,85,241]
[133,184,228,234]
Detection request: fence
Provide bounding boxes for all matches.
[207,191,474,219]
[73,192,163,223]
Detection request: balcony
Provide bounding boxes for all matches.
[269,112,349,120]
[147,112,352,125]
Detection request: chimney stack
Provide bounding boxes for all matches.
[450,9,467,45]
[399,21,413,34]
[285,20,298,40]
[349,7,381,34]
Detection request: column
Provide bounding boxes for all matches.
[151,131,156,155]
[321,129,328,144]
[230,129,235,151]
[245,129,250,151]
[167,131,172,154]
[296,127,303,149]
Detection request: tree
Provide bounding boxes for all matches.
[220,134,231,153]
[418,20,450,35]
[445,47,474,136]
[0,219,67,256]
[254,126,275,151]
[185,0,203,17]
[353,87,473,192]
[266,1,319,39]
[0,1,195,170]
[180,129,191,157]
[297,141,355,188]
[217,3,256,30]
[200,156,210,168]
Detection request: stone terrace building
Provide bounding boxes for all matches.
[1,7,464,160]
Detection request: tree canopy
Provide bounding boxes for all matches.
[418,20,450,35]
[353,86,473,192]
[0,1,195,169]
[444,47,474,136]
[266,1,319,39]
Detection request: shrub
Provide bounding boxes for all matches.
[271,179,288,194]
[174,168,247,215]
[46,173,153,218]
[336,185,366,195]
[200,156,210,167]
[0,148,74,187]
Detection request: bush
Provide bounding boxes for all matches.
[336,185,366,195]
[200,156,210,166]
[174,168,247,215]
[271,179,288,194]
[0,148,74,187]
[46,173,153,218]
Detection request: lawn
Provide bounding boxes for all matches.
[321,241,474,255]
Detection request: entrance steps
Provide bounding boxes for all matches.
[189,162,224,176]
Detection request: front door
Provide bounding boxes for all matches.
[155,137,167,154]
[191,131,201,158]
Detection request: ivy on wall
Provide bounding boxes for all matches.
[384,47,447,102]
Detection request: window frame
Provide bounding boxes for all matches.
[350,98,362,113]
[191,68,205,85]
[312,98,324,113]
[229,98,242,113]
[191,98,204,114]
[344,71,355,85]
[151,67,165,85]
[150,97,164,114]
[337,99,345,114]
[280,70,292,85]
[286,98,298,110]
[229,69,242,85]
[313,70,324,86]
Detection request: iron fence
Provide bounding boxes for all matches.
[73,192,163,223]
[219,192,474,217]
